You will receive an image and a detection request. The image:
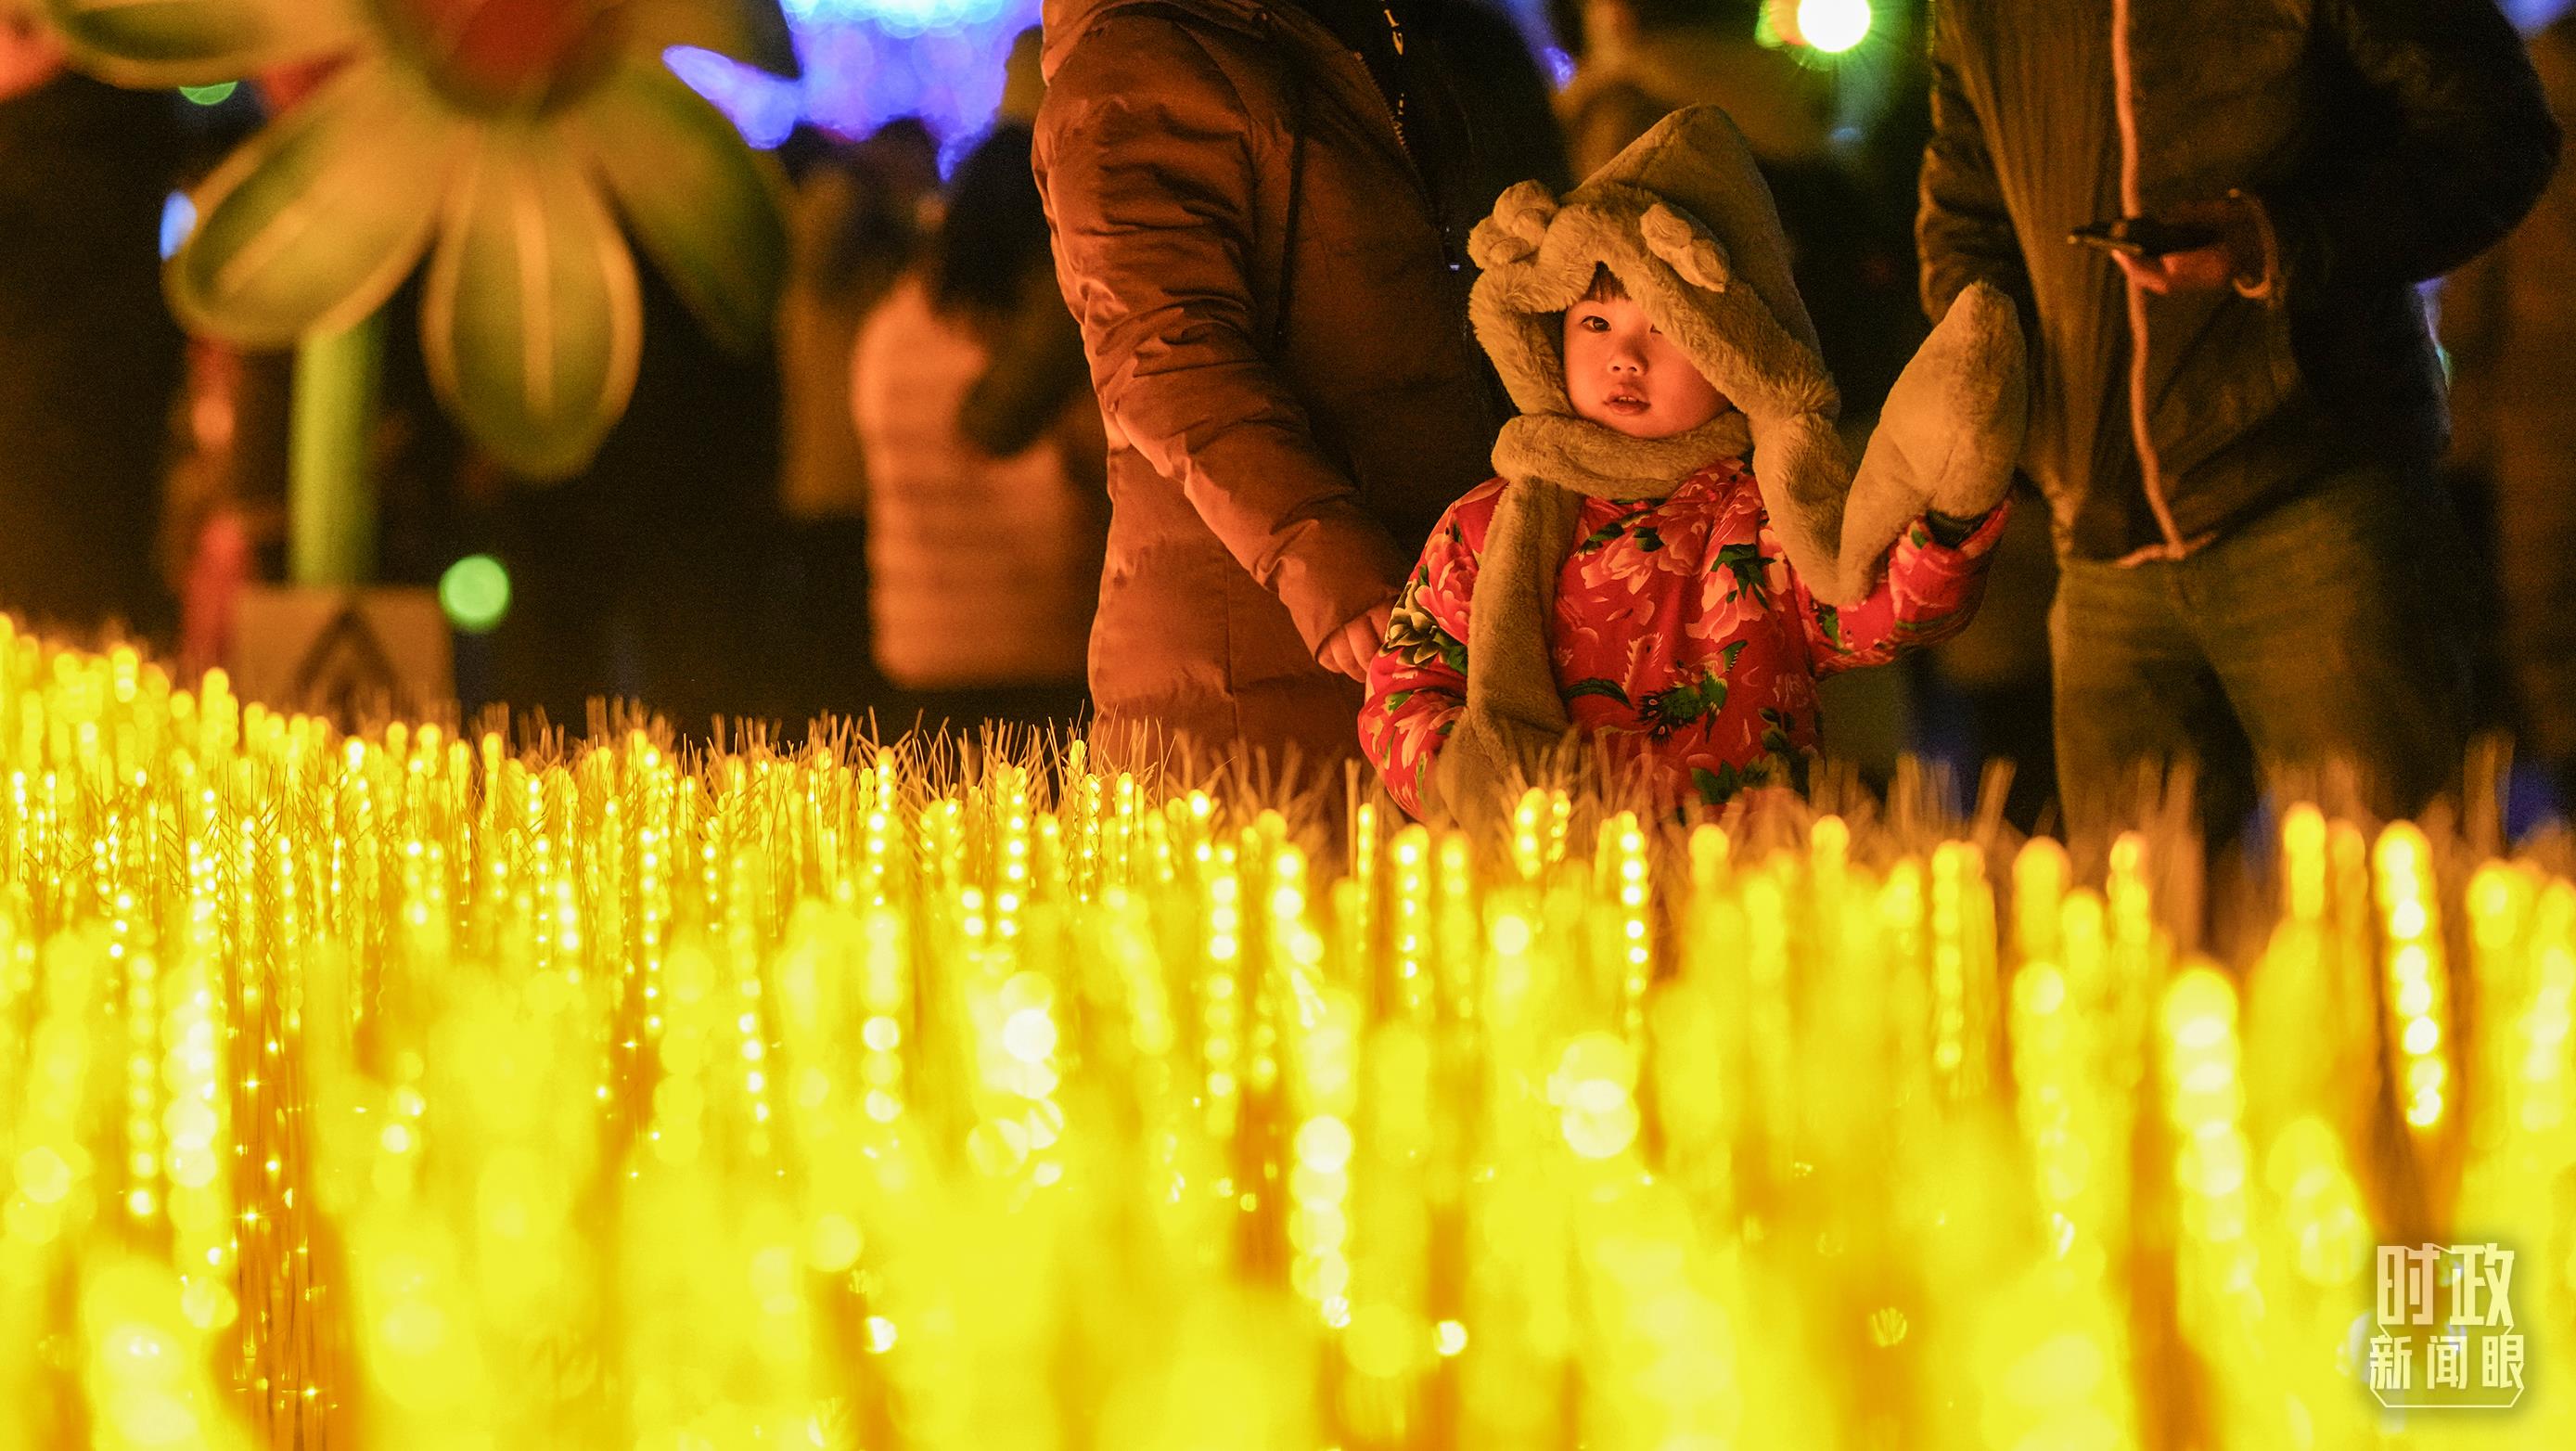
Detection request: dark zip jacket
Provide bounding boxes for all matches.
[1919,0,2558,561]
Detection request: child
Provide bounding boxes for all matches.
[1361,106,2028,819]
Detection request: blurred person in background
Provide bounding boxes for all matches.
[2441,5,2576,811]
[1036,0,1568,777]
[852,34,1105,735]
[0,23,186,638]
[1921,0,2558,843]
[775,116,941,732]
[1557,0,1830,177]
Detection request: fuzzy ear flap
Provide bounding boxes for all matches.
[1469,180,1560,271]
[1638,201,1732,293]
[1436,479,1588,831]
[1746,409,1856,601]
[1833,282,2029,601]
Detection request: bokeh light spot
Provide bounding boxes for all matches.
[159,193,197,262]
[1797,0,1872,53]
[439,555,512,635]
[807,1213,864,1272]
[16,1147,71,1203]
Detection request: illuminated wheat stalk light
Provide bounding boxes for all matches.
[0,624,2570,1449]
[2375,823,2453,1137]
[2163,962,2293,1444]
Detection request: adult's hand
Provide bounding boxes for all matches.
[2114,197,2273,297]
[1318,600,1395,682]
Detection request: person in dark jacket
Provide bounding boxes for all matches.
[1035,0,1569,778]
[1918,0,2560,840]
[2441,11,2576,811]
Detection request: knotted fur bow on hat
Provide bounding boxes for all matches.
[1420,105,2028,825]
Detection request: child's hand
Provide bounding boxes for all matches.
[1319,601,1395,682]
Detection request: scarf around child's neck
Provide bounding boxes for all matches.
[1423,406,1753,824]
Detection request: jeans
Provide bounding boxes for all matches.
[2050,468,2469,841]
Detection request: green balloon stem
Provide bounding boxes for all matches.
[289,314,383,588]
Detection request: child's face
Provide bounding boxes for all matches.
[1563,293,1730,440]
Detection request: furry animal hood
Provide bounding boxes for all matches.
[1426,105,2027,828]
[1468,104,1849,591]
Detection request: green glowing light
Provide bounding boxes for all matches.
[179,82,239,106]
[439,555,512,635]
[1797,0,1872,53]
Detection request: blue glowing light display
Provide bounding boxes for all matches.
[673,0,1556,159]
[159,192,197,261]
[664,45,805,150]
[670,0,1041,154]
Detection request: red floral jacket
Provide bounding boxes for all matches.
[1360,457,2007,815]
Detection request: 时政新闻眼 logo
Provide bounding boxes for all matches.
[2369,1242,2526,1410]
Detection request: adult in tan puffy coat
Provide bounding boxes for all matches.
[1034,0,1567,776]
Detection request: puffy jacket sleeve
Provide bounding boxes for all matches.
[1359,499,1483,821]
[1034,16,1411,655]
[1916,16,2034,330]
[1789,504,2008,678]
[2262,0,2560,292]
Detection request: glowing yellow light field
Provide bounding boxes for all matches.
[0,621,2568,1449]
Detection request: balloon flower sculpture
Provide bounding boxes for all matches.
[37,0,796,482]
